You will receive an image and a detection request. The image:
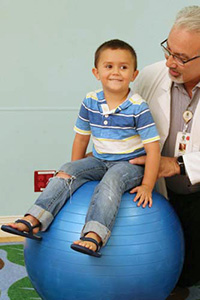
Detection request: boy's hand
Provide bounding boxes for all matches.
[130,185,152,208]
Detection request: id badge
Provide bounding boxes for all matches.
[174,131,191,156]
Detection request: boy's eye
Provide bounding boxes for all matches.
[104,64,128,69]
[105,65,112,69]
[120,65,127,70]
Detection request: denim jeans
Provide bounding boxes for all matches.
[26,156,144,245]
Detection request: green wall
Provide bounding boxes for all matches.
[0,0,199,215]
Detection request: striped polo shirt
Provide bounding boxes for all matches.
[74,89,160,161]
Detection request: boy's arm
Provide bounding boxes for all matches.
[130,141,160,207]
[141,141,160,191]
[71,133,91,161]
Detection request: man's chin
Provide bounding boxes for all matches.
[168,71,184,84]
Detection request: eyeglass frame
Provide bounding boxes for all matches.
[160,39,200,66]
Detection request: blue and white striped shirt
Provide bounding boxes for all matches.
[74,89,160,161]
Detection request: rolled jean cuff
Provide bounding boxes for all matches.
[25,204,54,231]
[81,220,111,246]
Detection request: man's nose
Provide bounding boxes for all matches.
[166,54,178,68]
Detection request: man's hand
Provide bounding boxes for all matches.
[158,156,180,177]
[129,156,146,166]
[85,152,93,158]
[129,156,180,178]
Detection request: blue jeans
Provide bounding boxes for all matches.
[26,157,144,245]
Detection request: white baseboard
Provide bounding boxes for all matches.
[0,215,22,238]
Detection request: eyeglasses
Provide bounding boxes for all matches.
[160,39,200,66]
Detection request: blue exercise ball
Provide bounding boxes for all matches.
[24,181,184,300]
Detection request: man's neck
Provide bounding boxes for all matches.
[184,80,200,98]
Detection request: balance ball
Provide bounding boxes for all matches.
[24,181,184,300]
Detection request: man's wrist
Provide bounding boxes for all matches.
[176,156,186,175]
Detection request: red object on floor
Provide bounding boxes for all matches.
[34,170,56,192]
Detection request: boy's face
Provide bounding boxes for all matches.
[92,48,138,95]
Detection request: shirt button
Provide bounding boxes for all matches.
[104,120,108,125]
[105,114,109,118]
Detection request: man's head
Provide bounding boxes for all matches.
[92,39,138,96]
[163,6,200,87]
[173,6,200,33]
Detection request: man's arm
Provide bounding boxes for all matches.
[71,133,90,161]
[133,61,200,185]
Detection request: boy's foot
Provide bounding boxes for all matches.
[71,232,102,257]
[1,216,42,240]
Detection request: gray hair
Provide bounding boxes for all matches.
[173,6,200,33]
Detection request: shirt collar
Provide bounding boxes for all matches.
[98,89,134,114]
[173,81,200,93]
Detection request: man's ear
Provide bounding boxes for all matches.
[131,70,139,82]
[92,68,100,80]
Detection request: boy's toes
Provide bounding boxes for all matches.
[72,240,97,251]
[4,218,40,234]
[71,236,102,257]
[84,241,96,251]
[6,222,27,232]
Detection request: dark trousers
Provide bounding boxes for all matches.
[168,189,200,287]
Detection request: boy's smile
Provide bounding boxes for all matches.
[92,48,138,98]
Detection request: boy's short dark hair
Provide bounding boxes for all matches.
[94,39,137,70]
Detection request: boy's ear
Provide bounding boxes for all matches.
[92,68,100,80]
[131,70,139,82]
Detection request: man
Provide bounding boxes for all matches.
[130,5,200,289]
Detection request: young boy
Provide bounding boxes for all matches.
[1,39,160,258]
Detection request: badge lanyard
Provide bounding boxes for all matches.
[182,110,193,133]
[174,109,193,156]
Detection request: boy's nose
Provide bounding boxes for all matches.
[112,66,120,74]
